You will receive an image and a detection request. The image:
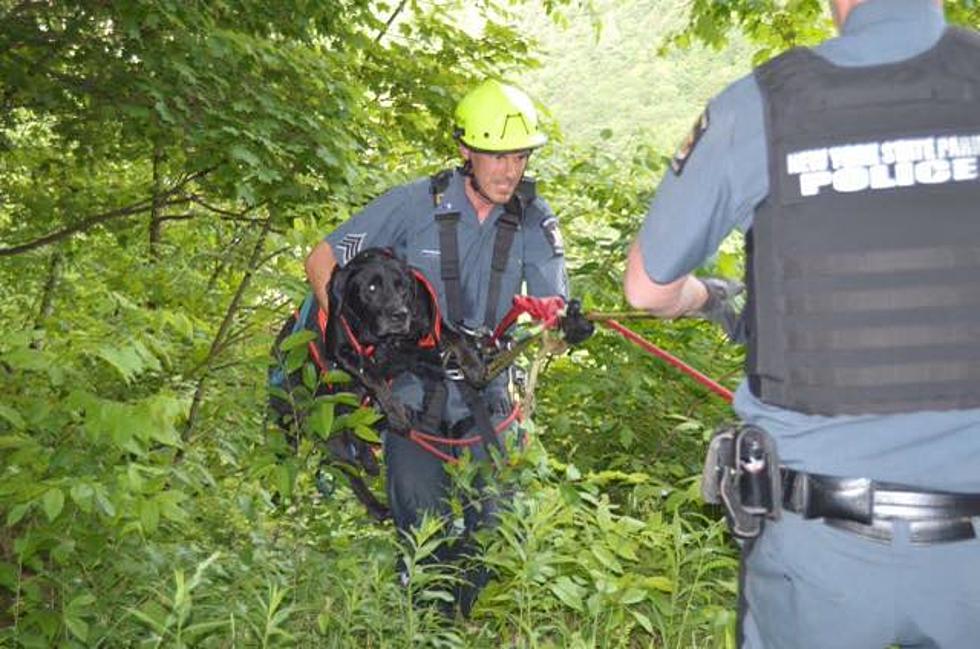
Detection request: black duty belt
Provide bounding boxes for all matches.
[781,468,980,544]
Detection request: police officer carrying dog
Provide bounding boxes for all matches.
[623,0,980,647]
[304,79,593,615]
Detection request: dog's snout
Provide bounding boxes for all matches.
[390,306,409,323]
[391,306,408,320]
[376,305,411,336]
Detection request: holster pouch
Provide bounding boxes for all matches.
[701,424,782,539]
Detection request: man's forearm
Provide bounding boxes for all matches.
[623,242,708,317]
[305,240,338,314]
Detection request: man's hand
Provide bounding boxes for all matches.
[690,277,745,343]
[560,298,595,345]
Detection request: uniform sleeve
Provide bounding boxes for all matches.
[639,74,769,283]
[523,198,570,299]
[325,185,412,267]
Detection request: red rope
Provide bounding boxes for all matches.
[407,432,457,463]
[602,319,734,403]
[407,402,523,464]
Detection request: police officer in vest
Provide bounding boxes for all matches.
[305,79,593,614]
[623,0,980,646]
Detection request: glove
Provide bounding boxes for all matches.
[691,277,746,343]
[559,298,595,345]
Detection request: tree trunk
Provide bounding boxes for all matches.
[184,216,273,439]
[35,250,63,328]
[149,144,165,260]
[30,250,63,350]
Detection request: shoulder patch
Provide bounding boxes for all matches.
[337,232,366,265]
[670,108,710,176]
[541,216,565,257]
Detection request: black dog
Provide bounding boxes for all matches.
[269,249,445,521]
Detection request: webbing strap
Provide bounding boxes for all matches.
[418,380,448,436]
[457,381,504,455]
[434,206,523,329]
[435,212,464,323]
[484,208,521,329]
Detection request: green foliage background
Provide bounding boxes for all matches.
[2,1,978,647]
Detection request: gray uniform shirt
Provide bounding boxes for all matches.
[327,169,567,328]
[324,168,569,420]
[639,0,980,492]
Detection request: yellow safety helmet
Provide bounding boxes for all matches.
[453,80,548,153]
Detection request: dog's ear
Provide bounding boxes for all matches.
[327,264,350,315]
[409,270,435,341]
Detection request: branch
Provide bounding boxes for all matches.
[33,251,63,339]
[375,0,409,44]
[0,197,186,256]
[0,168,213,256]
[156,213,197,223]
[257,245,291,267]
[184,217,274,438]
[187,194,262,219]
[158,212,273,226]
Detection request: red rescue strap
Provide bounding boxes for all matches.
[407,403,523,464]
[602,319,734,403]
[492,295,734,403]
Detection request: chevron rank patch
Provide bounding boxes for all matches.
[542,216,565,256]
[671,107,710,176]
[337,232,366,265]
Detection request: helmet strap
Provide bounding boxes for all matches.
[461,160,499,206]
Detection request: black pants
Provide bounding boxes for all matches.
[383,405,515,616]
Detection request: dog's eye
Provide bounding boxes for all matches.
[367,283,377,293]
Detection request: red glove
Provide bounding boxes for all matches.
[510,295,566,329]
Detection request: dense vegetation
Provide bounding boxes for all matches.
[2,1,978,647]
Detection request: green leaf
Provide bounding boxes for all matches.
[69,483,95,514]
[322,369,352,385]
[0,434,31,448]
[285,345,308,374]
[591,545,623,573]
[156,490,189,522]
[42,488,65,522]
[352,425,380,444]
[0,405,26,429]
[229,144,261,167]
[565,463,581,481]
[315,145,339,167]
[64,614,89,642]
[275,464,295,498]
[154,99,175,124]
[619,587,646,605]
[643,575,675,593]
[302,362,318,390]
[140,498,160,534]
[6,503,30,526]
[279,329,317,352]
[67,594,97,611]
[631,609,654,634]
[308,400,334,438]
[549,576,585,612]
[93,344,145,382]
[0,561,17,589]
[94,486,116,518]
[1,348,50,371]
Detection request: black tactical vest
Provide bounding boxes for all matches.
[748,27,980,415]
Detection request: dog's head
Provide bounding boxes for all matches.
[328,248,434,347]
